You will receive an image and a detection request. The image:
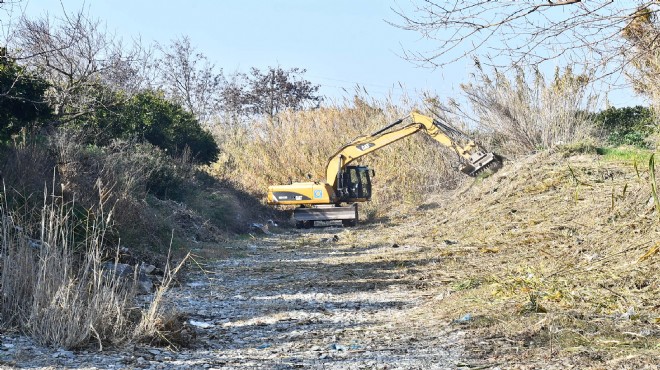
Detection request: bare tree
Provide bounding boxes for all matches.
[219,71,249,125]
[155,36,223,125]
[15,10,148,122]
[393,1,657,80]
[0,0,25,47]
[217,66,321,124]
[245,66,321,120]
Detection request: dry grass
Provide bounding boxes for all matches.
[457,64,597,155]
[213,96,464,218]
[0,189,189,349]
[356,149,660,366]
[133,249,194,348]
[0,190,135,348]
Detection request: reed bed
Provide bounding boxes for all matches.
[215,98,465,218]
[0,190,188,349]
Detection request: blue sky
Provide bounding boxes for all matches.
[15,0,645,108]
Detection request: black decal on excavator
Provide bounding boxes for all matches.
[356,142,375,151]
[273,192,311,201]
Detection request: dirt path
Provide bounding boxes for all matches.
[1,226,466,369]
[170,227,465,369]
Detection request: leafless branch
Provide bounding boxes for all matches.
[154,36,224,125]
[392,0,659,87]
[13,9,150,121]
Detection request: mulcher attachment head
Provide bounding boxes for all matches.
[460,152,503,177]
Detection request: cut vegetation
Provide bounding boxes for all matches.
[354,148,660,367]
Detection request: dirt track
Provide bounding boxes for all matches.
[0,226,467,369]
[168,227,466,369]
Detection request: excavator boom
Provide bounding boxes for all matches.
[325,112,500,188]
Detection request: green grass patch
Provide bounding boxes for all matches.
[596,146,652,162]
[452,278,482,291]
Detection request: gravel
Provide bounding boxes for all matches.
[0,227,465,369]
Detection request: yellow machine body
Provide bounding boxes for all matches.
[267,182,336,205]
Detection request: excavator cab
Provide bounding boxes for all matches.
[337,165,372,202]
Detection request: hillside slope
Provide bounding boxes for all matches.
[367,149,659,367]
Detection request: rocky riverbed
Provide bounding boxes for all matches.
[0,227,467,369]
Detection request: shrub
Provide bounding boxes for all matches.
[48,132,196,249]
[0,137,56,198]
[592,106,656,147]
[101,140,193,201]
[50,128,193,202]
[0,49,51,143]
[83,91,219,164]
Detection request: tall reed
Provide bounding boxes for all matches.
[0,187,183,349]
[215,97,463,216]
[459,64,597,154]
[0,188,134,348]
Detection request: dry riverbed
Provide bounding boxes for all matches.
[1,226,469,370]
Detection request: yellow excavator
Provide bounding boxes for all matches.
[267,112,501,228]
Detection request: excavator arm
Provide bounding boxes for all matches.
[325,112,500,189]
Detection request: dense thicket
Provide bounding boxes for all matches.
[0,50,51,142]
[83,91,219,164]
